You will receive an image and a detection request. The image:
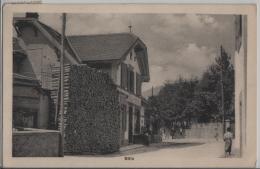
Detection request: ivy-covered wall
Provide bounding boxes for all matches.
[64,65,121,154]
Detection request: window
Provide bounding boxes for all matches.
[13,110,37,128]
[130,51,133,60]
[121,63,135,94]
[121,63,128,90]
[134,108,141,134]
[128,70,134,93]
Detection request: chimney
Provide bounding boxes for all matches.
[25,13,39,19]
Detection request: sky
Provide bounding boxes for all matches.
[38,13,236,92]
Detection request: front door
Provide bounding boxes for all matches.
[128,106,133,143]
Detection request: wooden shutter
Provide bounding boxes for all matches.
[121,63,127,89]
[130,71,134,93]
[136,73,142,96]
[127,68,131,92]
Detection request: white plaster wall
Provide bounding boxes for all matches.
[117,49,146,142]
[115,49,142,92]
[26,44,59,89]
[111,63,120,86]
[124,49,141,75]
[234,46,245,156]
[234,21,247,156]
[116,64,121,86]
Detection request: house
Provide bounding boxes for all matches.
[13,13,80,130]
[234,15,247,157]
[13,14,81,87]
[13,13,150,148]
[12,24,63,156]
[67,33,150,145]
[13,28,52,129]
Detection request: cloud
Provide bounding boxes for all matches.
[38,13,235,92]
[142,43,217,91]
[174,43,216,72]
[199,15,219,28]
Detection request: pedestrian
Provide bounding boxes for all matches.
[184,121,187,128]
[224,127,233,157]
[214,128,219,141]
[144,127,151,146]
[180,127,183,136]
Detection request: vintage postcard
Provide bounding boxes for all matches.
[2,3,257,168]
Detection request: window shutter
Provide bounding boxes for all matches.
[136,73,142,96]
[127,68,131,91]
[121,63,127,90]
[130,71,134,93]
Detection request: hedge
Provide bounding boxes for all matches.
[63,65,121,154]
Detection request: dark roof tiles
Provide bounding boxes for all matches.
[67,33,138,61]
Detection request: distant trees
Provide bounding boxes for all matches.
[145,46,234,131]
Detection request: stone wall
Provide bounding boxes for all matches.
[185,123,223,140]
[13,128,60,157]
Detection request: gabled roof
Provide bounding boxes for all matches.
[13,17,81,64]
[67,33,139,61]
[38,22,82,63]
[67,33,150,81]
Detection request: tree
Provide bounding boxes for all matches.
[145,46,234,131]
[185,46,234,123]
[145,77,198,130]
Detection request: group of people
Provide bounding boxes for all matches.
[170,121,190,138]
[143,124,234,158]
[159,126,234,158]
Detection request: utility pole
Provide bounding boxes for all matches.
[59,13,66,157]
[220,45,225,135]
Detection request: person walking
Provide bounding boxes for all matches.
[224,127,233,157]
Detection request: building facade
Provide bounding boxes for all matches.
[13,13,150,147]
[13,14,80,129]
[68,33,150,145]
[234,15,247,156]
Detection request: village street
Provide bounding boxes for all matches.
[68,139,227,159]
[131,139,235,158]
[64,139,242,168]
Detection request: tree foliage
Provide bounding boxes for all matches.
[145,46,234,130]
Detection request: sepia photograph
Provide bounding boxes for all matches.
[2,4,257,168]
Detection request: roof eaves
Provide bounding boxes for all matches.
[32,20,79,64]
[120,38,150,81]
[66,37,82,63]
[120,38,139,62]
[13,73,40,86]
[83,59,121,63]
